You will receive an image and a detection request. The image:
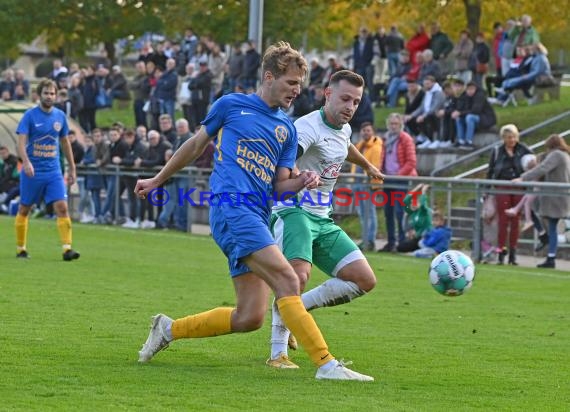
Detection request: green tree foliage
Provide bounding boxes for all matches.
[9,0,570,62]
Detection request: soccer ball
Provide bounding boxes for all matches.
[428,250,475,296]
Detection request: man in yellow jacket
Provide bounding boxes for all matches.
[351,122,384,251]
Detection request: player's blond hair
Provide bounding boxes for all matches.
[261,41,307,81]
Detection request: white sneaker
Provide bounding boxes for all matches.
[315,360,374,381]
[418,139,432,149]
[439,141,453,148]
[80,213,95,224]
[415,134,428,144]
[138,314,173,363]
[427,140,441,149]
[122,218,140,229]
[140,220,156,229]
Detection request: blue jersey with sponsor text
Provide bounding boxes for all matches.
[16,106,69,174]
[203,93,297,200]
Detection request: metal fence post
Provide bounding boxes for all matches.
[114,165,120,224]
[472,183,483,262]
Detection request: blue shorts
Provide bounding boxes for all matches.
[209,194,275,277]
[20,172,67,206]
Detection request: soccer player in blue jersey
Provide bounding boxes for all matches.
[15,79,80,261]
[135,42,373,381]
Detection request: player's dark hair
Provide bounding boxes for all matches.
[261,41,307,81]
[329,70,364,88]
[37,78,57,96]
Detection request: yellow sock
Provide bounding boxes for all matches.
[56,217,72,251]
[171,307,234,339]
[277,295,334,367]
[15,214,29,251]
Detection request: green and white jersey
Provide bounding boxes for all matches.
[273,109,351,217]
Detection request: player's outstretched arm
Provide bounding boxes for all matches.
[135,128,211,198]
[346,143,384,182]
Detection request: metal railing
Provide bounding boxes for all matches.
[74,166,570,262]
[430,110,570,177]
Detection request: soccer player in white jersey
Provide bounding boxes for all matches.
[267,70,384,368]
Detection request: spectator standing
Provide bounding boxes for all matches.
[101,127,128,223]
[134,130,172,229]
[452,30,474,84]
[500,19,517,77]
[352,27,375,95]
[67,74,84,120]
[385,25,405,77]
[471,33,491,88]
[49,59,68,83]
[155,58,178,121]
[0,69,15,101]
[351,122,383,251]
[114,129,148,229]
[79,68,96,123]
[129,61,151,128]
[487,124,532,265]
[379,113,418,252]
[157,119,192,230]
[227,42,245,93]
[90,129,109,224]
[179,63,197,132]
[406,24,430,71]
[509,15,540,56]
[181,28,199,65]
[518,135,570,269]
[14,69,29,101]
[429,22,454,67]
[241,40,261,92]
[189,58,213,127]
[107,65,130,103]
[209,43,227,101]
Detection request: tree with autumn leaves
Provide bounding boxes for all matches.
[1,0,568,63]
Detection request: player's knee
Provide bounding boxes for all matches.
[275,268,301,296]
[358,272,377,293]
[233,312,265,332]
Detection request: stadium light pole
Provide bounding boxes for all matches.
[248,0,264,48]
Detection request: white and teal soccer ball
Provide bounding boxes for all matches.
[428,250,475,296]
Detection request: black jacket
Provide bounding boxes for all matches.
[456,88,497,129]
[487,143,532,180]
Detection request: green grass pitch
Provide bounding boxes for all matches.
[1,215,569,411]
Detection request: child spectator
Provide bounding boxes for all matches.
[397,183,432,252]
[413,212,452,258]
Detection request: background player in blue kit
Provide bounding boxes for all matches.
[135,42,373,381]
[15,78,80,261]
